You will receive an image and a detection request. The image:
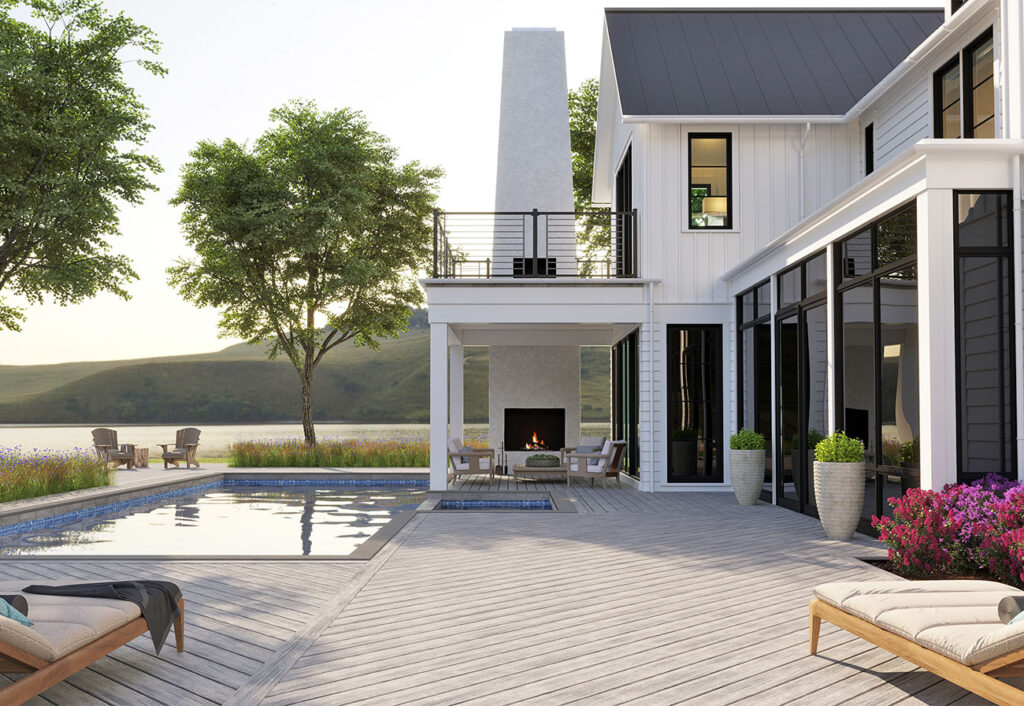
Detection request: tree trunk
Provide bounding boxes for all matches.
[301,366,316,446]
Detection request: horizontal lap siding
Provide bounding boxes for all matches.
[873,77,931,170]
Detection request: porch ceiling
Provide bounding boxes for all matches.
[450,323,638,346]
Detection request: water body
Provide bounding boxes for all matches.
[0,422,611,456]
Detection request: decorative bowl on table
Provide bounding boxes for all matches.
[525,454,560,468]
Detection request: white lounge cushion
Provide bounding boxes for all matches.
[447,439,462,456]
[0,585,141,662]
[570,440,613,473]
[815,580,1024,666]
[453,457,490,472]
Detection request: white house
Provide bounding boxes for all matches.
[423,1,1024,533]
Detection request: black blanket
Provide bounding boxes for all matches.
[23,581,182,654]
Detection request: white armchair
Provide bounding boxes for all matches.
[446,438,496,485]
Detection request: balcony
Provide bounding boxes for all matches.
[432,209,638,279]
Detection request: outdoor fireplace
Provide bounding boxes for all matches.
[504,408,565,451]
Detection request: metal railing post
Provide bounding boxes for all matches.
[432,208,439,278]
[631,208,639,277]
[532,208,539,277]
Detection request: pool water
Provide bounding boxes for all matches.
[0,482,427,557]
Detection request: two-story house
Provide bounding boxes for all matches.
[424,1,1024,533]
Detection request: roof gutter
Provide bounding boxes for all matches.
[844,0,997,121]
[622,114,843,125]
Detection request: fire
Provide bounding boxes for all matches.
[525,431,546,450]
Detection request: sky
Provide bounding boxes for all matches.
[0,0,940,366]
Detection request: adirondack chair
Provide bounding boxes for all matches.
[159,428,201,469]
[91,428,135,469]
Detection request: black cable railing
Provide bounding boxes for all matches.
[432,209,638,279]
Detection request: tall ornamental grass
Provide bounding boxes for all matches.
[0,447,112,503]
[228,439,431,468]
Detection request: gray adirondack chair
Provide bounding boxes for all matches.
[160,427,201,469]
[91,428,135,469]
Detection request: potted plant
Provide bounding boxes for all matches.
[729,428,765,505]
[671,428,698,479]
[813,431,867,540]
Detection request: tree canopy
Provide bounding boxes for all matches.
[169,101,443,444]
[0,0,164,330]
[568,78,607,275]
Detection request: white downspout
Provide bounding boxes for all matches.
[1013,154,1023,478]
[646,280,655,492]
[798,122,812,220]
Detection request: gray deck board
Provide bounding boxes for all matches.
[0,484,1007,704]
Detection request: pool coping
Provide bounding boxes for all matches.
[0,471,428,562]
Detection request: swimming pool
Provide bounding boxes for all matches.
[0,480,427,557]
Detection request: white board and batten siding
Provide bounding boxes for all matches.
[632,121,860,306]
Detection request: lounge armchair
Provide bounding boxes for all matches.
[159,427,201,469]
[90,428,135,470]
[566,440,626,488]
[446,438,496,485]
[0,588,185,705]
[810,580,1024,706]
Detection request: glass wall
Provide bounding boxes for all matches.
[667,326,722,482]
[737,281,773,497]
[835,203,920,527]
[954,191,1015,480]
[775,254,828,514]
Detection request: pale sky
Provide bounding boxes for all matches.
[0,0,940,365]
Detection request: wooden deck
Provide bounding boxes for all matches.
[0,483,1004,704]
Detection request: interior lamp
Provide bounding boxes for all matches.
[702,196,728,216]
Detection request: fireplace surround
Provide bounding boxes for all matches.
[504,408,566,451]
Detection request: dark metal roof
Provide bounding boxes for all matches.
[606,9,945,116]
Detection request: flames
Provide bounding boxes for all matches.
[524,431,547,450]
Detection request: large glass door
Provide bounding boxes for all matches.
[777,314,800,508]
[667,325,722,483]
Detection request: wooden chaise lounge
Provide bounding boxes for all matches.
[810,580,1024,706]
[0,588,184,705]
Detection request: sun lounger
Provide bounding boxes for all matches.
[0,586,185,705]
[810,580,1024,706]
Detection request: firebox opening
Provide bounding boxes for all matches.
[504,408,566,451]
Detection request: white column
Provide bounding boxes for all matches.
[917,189,958,490]
[430,323,450,491]
[449,344,464,443]
[825,242,836,434]
[770,273,779,506]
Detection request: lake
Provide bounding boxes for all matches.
[0,422,612,457]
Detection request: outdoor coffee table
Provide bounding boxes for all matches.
[512,464,567,481]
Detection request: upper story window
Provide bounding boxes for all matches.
[864,123,874,175]
[934,29,995,139]
[950,0,966,14]
[688,133,732,229]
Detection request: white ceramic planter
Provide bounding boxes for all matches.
[813,460,866,540]
[729,449,764,506]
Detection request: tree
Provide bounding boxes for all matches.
[0,0,164,330]
[568,78,608,276]
[169,101,442,445]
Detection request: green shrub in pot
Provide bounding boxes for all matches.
[813,431,867,539]
[728,428,765,505]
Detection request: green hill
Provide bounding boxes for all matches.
[0,327,610,424]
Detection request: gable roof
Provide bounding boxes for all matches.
[605,8,945,117]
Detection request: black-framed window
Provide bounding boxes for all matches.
[954,191,1016,481]
[738,280,773,498]
[951,0,966,14]
[615,145,634,276]
[934,29,995,139]
[834,202,920,531]
[688,133,732,229]
[864,123,874,175]
[612,330,639,478]
[667,325,722,483]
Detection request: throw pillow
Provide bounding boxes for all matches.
[576,444,602,466]
[0,597,32,627]
[460,445,474,463]
[998,595,1024,624]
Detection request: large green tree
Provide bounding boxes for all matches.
[0,0,164,330]
[169,102,442,444]
[568,78,607,275]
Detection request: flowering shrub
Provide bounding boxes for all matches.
[873,474,1024,586]
[0,447,111,503]
[229,438,432,467]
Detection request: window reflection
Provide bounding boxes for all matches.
[842,284,875,464]
[879,267,919,467]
